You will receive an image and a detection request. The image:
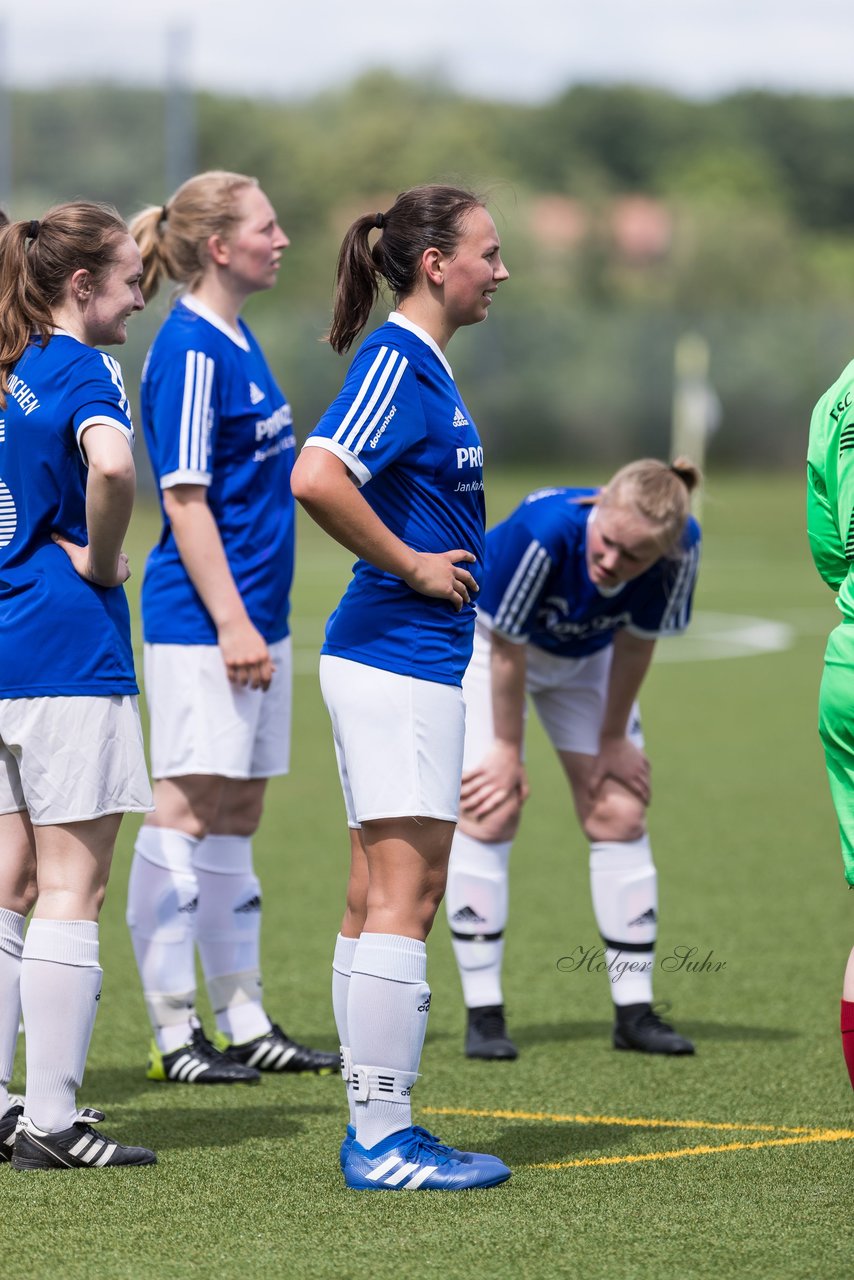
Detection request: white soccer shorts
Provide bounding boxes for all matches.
[144,637,292,780]
[0,694,152,825]
[319,654,465,827]
[462,621,643,766]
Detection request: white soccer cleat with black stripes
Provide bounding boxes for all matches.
[147,1025,261,1084]
[0,1096,23,1163]
[11,1109,156,1171]
[343,1124,511,1191]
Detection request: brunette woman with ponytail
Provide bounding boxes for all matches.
[291,183,512,1191]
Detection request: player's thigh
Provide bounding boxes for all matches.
[359,814,456,938]
[34,812,124,916]
[0,808,37,912]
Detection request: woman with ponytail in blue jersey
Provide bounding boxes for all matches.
[292,184,512,1191]
[0,203,156,1170]
[445,459,701,1061]
[126,172,337,1087]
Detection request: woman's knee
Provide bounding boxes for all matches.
[459,796,522,845]
[581,790,646,843]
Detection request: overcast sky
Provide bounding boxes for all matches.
[1,0,851,102]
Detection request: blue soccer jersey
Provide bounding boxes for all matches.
[304,313,485,686]
[0,333,138,696]
[140,296,296,645]
[477,487,700,657]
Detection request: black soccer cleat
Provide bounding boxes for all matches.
[0,1097,23,1163]
[465,1005,519,1060]
[11,1109,156,1171]
[613,1002,695,1055]
[147,1025,261,1084]
[218,1023,339,1074]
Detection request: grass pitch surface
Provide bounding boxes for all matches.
[4,470,851,1279]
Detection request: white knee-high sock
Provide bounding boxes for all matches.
[332,933,359,1127]
[0,909,25,1114]
[348,932,430,1151]
[193,834,270,1045]
[126,826,200,1053]
[20,919,101,1132]
[589,835,657,1007]
[446,830,511,1009]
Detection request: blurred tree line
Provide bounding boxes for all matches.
[9,73,854,472]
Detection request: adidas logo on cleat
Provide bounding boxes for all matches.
[218,1023,339,1074]
[365,1154,439,1188]
[147,1025,261,1084]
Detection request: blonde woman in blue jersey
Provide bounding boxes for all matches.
[292,184,512,1190]
[0,203,155,1170]
[807,370,854,1090]
[446,460,700,1061]
[126,172,337,1086]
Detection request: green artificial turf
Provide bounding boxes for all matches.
[3,470,851,1280]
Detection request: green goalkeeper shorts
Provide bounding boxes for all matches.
[819,622,854,886]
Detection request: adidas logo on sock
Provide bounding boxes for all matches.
[178,896,199,914]
[628,908,657,927]
[235,895,262,914]
[452,406,469,428]
[451,905,486,925]
[249,381,266,405]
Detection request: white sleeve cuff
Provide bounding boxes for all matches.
[301,436,371,487]
[75,416,134,463]
[160,469,213,489]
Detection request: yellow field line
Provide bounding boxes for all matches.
[420,1106,854,1169]
[533,1132,854,1169]
[421,1105,840,1136]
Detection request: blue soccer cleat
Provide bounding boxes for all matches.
[340,1123,356,1171]
[340,1122,507,1172]
[343,1124,511,1191]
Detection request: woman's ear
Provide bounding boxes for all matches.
[68,267,93,302]
[421,246,444,287]
[207,232,230,268]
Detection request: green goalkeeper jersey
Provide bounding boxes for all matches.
[807,358,854,620]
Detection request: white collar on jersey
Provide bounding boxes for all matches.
[180,294,250,351]
[586,507,626,598]
[387,311,453,379]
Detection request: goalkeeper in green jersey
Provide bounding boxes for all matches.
[807,364,854,1089]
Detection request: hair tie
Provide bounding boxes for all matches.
[374,212,384,229]
[669,462,691,490]
[26,219,39,241]
[159,205,169,225]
